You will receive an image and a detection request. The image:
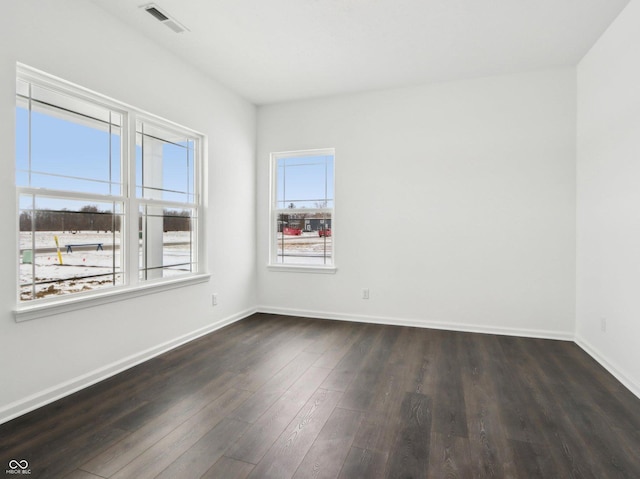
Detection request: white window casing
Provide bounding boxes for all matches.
[268,148,336,273]
[14,64,208,321]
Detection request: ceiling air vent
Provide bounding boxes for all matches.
[141,3,190,33]
[145,6,169,22]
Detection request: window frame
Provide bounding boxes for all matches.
[135,115,202,282]
[14,64,208,322]
[268,148,336,273]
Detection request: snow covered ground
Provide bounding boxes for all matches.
[19,231,190,250]
[19,231,191,301]
[19,230,333,299]
[275,232,333,265]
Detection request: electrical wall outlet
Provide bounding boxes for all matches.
[212,293,218,306]
[362,288,370,300]
[600,317,606,332]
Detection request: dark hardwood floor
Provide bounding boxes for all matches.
[1,313,639,478]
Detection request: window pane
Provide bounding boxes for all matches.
[276,155,333,210]
[16,100,122,195]
[29,84,121,126]
[136,123,195,203]
[19,195,124,301]
[139,205,197,280]
[275,211,332,265]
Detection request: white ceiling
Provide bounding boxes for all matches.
[90,0,630,105]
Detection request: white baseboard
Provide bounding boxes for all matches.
[257,306,575,341]
[0,307,257,426]
[575,335,640,400]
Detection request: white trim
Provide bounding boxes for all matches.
[257,305,575,341]
[17,63,205,138]
[266,265,337,274]
[575,335,640,400]
[14,273,211,322]
[270,147,336,159]
[0,306,256,425]
[273,208,333,215]
[17,187,125,204]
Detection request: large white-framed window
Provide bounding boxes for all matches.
[15,64,207,320]
[269,149,335,272]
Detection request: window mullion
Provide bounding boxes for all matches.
[126,114,139,288]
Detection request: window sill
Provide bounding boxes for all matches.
[267,264,337,274]
[14,273,211,322]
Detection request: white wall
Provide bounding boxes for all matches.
[257,69,577,338]
[576,0,640,396]
[0,0,257,423]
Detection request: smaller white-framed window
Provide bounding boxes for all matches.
[269,149,335,272]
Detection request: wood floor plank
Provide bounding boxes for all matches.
[80,370,239,477]
[292,407,362,479]
[1,372,149,457]
[20,426,128,479]
[312,323,367,370]
[228,319,318,377]
[301,319,350,355]
[551,340,640,438]
[150,314,278,372]
[509,438,549,479]
[329,324,379,379]
[155,418,249,479]
[428,433,474,479]
[385,392,432,479]
[431,331,468,438]
[500,338,599,478]
[510,337,631,478]
[231,350,322,422]
[107,387,251,479]
[226,366,333,464]
[247,388,343,479]
[485,336,546,447]
[338,325,400,411]
[343,326,434,479]
[400,326,439,397]
[349,327,416,468]
[131,316,284,403]
[234,339,319,392]
[320,368,356,392]
[540,344,640,477]
[63,470,106,479]
[338,446,387,479]
[458,332,515,478]
[202,456,254,479]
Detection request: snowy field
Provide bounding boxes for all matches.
[276,232,333,265]
[19,231,190,250]
[19,231,191,301]
[19,230,331,299]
